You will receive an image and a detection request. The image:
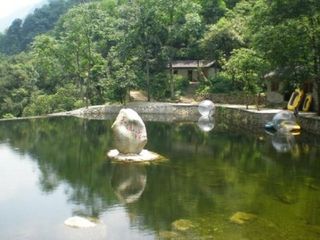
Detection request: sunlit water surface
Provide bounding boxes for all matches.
[0,117,320,240]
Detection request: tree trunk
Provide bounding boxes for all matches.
[256,92,260,111]
[309,16,320,114]
[169,60,174,99]
[146,60,151,102]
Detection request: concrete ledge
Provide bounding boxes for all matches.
[2,102,319,135]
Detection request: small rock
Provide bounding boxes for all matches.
[172,219,194,231]
[277,193,297,204]
[159,231,179,238]
[64,216,97,228]
[230,212,257,225]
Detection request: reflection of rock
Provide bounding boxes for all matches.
[172,219,194,231]
[111,163,147,204]
[272,131,295,153]
[197,116,214,132]
[159,231,179,238]
[112,108,147,154]
[198,100,215,116]
[64,216,98,228]
[276,193,297,204]
[230,212,257,224]
[107,149,164,162]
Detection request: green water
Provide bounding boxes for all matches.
[0,116,320,240]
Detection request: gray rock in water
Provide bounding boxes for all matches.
[112,108,147,154]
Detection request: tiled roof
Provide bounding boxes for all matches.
[170,60,215,68]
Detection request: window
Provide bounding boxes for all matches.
[188,70,193,81]
[173,70,178,74]
[271,81,279,91]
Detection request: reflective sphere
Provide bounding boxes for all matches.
[198,100,215,117]
[197,116,214,132]
[272,110,296,130]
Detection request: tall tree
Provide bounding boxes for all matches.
[250,0,320,113]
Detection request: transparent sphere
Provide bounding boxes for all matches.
[197,116,214,132]
[272,110,296,130]
[272,131,295,153]
[198,100,215,117]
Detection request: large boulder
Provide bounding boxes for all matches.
[111,108,147,154]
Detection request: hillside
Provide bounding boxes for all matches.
[0,0,319,118]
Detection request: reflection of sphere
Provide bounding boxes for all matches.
[198,100,215,116]
[111,164,146,204]
[272,111,296,130]
[272,132,295,153]
[197,116,214,132]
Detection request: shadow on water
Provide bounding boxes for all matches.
[0,116,320,239]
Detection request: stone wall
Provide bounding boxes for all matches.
[77,102,199,119]
[215,106,275,131]
[198,93,266,105]
[215,106,320,135]
[68,102,320,135]
[298,114,320,135]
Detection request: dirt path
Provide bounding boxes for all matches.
[179,81,199,103]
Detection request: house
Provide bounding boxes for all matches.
[264,70,318,112]
[168,60,218,81]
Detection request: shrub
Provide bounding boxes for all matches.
[2,113,15,119]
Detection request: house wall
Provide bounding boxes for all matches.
[265,80,284,104]
[171,67,216,81]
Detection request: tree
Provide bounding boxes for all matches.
[55,3,109,105]
[225,48,269,109]
[250,0,320,113]
[0,19,23,55]
[31,35,63,93]
[158,0,202,99]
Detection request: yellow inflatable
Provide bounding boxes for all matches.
[287,89,304,111]
[302,93,312,112]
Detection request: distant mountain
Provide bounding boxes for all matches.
[0,0,48,33]
[0,0,87,55]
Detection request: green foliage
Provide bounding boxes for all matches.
[209,72,236,93]
[174,75,189,92]
[225,48,269,94]
[149,73,170,100]
[2,113,16,119]
[196,72,236,96]
[23,84,82,116]
[1,0,320,117]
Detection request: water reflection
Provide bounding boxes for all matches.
[271,131,296,153]
[197,116,214,132]
[0,117,319,240]
[111,163,147,204]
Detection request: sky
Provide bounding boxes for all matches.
[0,0,47,32]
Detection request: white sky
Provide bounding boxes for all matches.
[0,0,43,18]
[0,0,46,32]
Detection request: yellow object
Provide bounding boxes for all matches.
[279,121,301,135]
[287,89,304,111]
[302,93,312,112]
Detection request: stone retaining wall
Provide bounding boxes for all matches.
[67,102,320,135]
[198,93,266,105]
[215,106,275,131]
[298,115,320,135]
[78,102,199,118]
[215,106,320,135]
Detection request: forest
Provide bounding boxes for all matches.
[0,0,319,118]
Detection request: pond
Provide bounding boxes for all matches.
[0,116,320,240]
